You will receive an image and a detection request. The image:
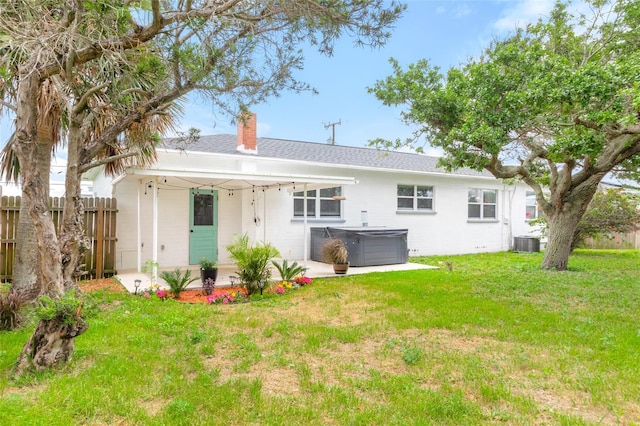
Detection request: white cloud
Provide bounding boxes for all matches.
[492,0,555,34]
[452,4,472,19]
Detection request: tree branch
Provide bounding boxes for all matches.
[72,83,109,115]
[79,150,140,173]
[0,99,17,112]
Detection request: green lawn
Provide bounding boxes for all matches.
[2,250,639,425]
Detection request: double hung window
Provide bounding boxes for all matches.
[525,191,541,220]
[293,187,342,218]
[468,188,497,219]
[397,184,434,211]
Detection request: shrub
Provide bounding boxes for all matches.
[159,268,198,299]
[226,234,280,296]
[0,287,29,330]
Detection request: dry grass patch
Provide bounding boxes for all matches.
[419,328,632,424]
[138,398,165,417]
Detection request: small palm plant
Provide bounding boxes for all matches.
[159,268,198,299]
[272,259,307,282]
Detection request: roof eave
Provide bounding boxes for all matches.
[123,166,357,187]
[159,147,492,180]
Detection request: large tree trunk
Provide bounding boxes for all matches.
[542,211,583,270]
[60,119,89,288]
[11,128,53,302]
[541,174,603,271]
[12,72,86,376]
[13,316,88,376]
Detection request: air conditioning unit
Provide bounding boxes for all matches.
[513,236,540,252]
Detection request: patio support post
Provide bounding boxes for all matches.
[152,179,158,282]
[303,183,308,268]
[137,180,142,272]
[263,188,267,242]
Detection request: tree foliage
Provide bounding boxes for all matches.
[533,188,640,250]
[575,188,640,248]
[369,0,640,270]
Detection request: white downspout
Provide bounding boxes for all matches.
[504,184,515,251]
[501,186,506,251]
[303,183,308,268]
[152,179,158,282]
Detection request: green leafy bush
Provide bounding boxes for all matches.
[34,290,90,325]
[199,257,218,270]
[227,234,280,296]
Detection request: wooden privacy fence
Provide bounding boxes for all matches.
[0,196,117,281]
[583,231,640,250]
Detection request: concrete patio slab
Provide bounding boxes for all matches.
[114,260,438,293]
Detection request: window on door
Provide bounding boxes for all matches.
[193,193,214,226]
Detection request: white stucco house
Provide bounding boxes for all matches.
[88,113,540,272]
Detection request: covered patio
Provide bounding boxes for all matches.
[118,163,358,273]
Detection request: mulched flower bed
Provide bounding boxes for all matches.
[78,278,127,293]
[78,278,248,304]
[79,277,314,305]
[173,287,248,304]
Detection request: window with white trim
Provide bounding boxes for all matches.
[397,184,434,211]
[525,191,540,220]
[293,187,342,218]
[468,188,497,219]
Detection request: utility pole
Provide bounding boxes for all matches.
[324,119,341,145]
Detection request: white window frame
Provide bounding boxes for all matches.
[397,184,434,212]
[525,191,540,220]
[468,188,497,220]
[293,186,343,219]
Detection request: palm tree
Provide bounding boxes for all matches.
[1,72,180,299]
[1,79,61,300]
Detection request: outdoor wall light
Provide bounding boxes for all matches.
[134,279,141,295]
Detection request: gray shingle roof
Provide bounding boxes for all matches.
[162,134,489,177]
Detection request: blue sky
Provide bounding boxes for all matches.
[178,0,559,153]
[0,0,560,180]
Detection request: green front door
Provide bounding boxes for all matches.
[189,189,218,265]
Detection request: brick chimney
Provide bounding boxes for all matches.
[237,112,257,154]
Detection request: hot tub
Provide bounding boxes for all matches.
[310,226,408,267]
